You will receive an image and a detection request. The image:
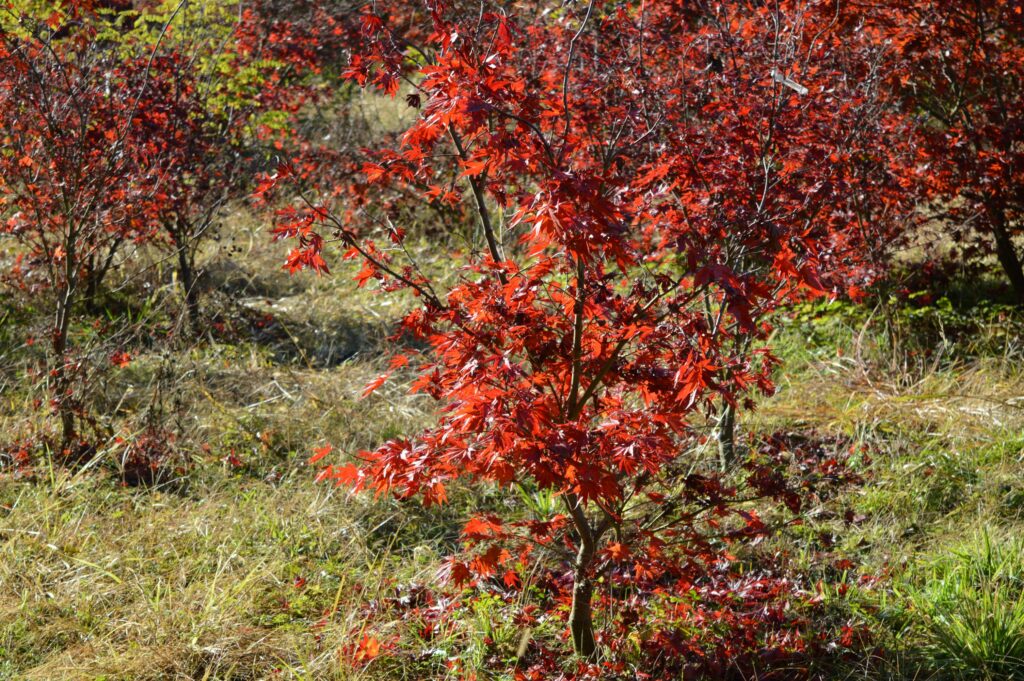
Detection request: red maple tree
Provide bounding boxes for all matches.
[0,1,345,446]
[267,0,886,669]
[879,1,1024,301]
[139,0,347,335]
[0,6,168,450]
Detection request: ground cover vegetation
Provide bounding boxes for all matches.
[1,1,1023,679]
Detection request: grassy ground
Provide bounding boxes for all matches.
[2,216,1023,679]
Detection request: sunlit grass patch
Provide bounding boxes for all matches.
[889,530,1024,681]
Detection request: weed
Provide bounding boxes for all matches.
[893,530,1024,680]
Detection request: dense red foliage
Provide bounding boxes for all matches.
[0,7,167,448]
[140,1,346,334]
[877,1,1024,301]
[264,0,895,672]
[0,1,333,445]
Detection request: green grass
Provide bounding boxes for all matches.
[891,530,1024,680]
[758,297,1024,680]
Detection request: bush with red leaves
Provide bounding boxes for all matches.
[332,433,872,679]
[265,0,893,671]
[116,428,188,487]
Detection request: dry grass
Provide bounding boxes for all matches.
[0,468,446,680]
[0,208,452,680]
[3,207,1024,679]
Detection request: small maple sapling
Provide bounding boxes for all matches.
[0,6,168,450]
[268,0,889,665]
[119,0,346,336]
[879,1,1024,302]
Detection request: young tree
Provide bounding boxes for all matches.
[118,0,348,335]
[881,1,1024,302]
[0,6,166,450]
[268,0,888,666]
[0,0,356,444]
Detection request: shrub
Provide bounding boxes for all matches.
[266,0,900,671]
[116,427,189,487]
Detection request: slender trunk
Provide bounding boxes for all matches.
[80,239,122,312]
[565,493,598,660]
[718,402,736,470]
[177,245,200,336]
[988,204,1024,305]
[717,334,748,470]
[53,335,76,453]
[83,254,99,312]
[172,220,201,336]
[53,247,77,452]
[569,565,596,659]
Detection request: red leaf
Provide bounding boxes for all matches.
[355,635,380,662]
[309,443,333,464]
[462,515,503,539]
[361,371,392,398]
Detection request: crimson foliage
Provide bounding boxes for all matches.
[879,1,1024,302]
[265,0,893,671]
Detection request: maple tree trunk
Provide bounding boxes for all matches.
[569,562,597,660]
[173,221,202,336]
[566,494,598,661]
[988,205,1024,305]
[81,239,121,312]
[53,239,78,453]
[53,332,76,453]
[83,254,100,312]
[718,403,736,470]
